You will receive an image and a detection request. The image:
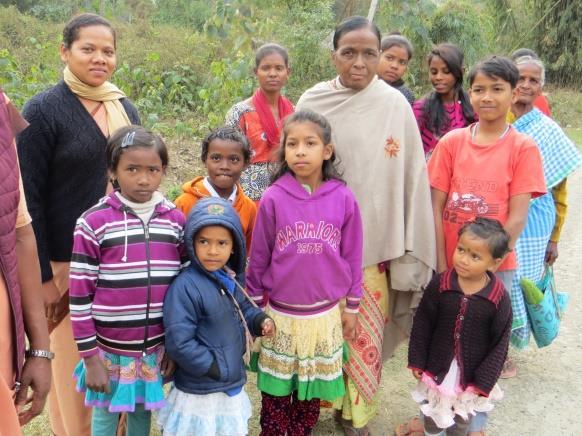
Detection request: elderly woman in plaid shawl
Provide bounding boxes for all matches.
[508,55,582,354]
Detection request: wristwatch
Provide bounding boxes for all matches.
[25,349,55,360]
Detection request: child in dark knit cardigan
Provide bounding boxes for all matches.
[408,217,512,435]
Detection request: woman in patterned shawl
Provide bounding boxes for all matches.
[225,43,294,203]
[297,16,435,435]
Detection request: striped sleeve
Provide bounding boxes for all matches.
[69,216,101,357]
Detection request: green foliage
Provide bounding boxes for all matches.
[0,43,59,107]
[429,1,493,66]
[151,0,213,29]
[534,0,581,88]
[376,0,436,92]
[165,184,183,202]
[376,0,492,95]
[193,1,262,130]
[2,0,580,139]
[28,2,76,21]
[277,1,336,101]
[197,58,254,130]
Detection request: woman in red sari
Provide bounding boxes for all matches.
[226,43,294,202]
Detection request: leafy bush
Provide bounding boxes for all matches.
[377,0,494,96]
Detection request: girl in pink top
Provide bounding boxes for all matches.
[413,43,476,158]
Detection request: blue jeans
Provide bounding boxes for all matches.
[422,412,471,436]
[92,405,151,436]
[421,410,488,435]
[468,411,488,432]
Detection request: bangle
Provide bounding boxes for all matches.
[26,349,55,360]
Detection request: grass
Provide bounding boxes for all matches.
[546,86,582,148]
[564,128,582,148]
[547,86,582,129]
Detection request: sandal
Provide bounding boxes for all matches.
[342,423,370,436]
[336,414,371,436]
[395,416,423,436]
[499,359,517,379]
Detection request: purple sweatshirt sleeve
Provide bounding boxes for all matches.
[341,193,364,313]
[246,196,276,308]
[69,216,100,358]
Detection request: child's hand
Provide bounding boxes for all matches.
[411,369,423,380]
[160,353,176,378]
[261,318,276,337]
[84,355,110,393]
[341,312,358,341]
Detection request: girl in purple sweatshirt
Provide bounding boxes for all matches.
[69,126,187,435]
[247,109,364,435]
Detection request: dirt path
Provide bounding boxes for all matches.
[289,168,582,436]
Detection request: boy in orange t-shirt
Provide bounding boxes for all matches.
[427,54,546,434]
[174,127,257,251]
[428,56,545,287]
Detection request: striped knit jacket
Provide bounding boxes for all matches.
[70,191,187,358]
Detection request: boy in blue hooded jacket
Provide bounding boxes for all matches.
[158,197,274,436]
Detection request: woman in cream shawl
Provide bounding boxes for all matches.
[297,16,435,434]
[17,14,139,436]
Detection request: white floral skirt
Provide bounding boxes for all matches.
[411,359,503,429]
[156,386,252,436]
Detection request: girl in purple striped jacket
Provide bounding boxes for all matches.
[69,126,187,435]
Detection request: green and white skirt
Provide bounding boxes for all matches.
[252,305,346,401]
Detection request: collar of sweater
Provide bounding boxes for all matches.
[438,269,505,307]
[104,190,174,216]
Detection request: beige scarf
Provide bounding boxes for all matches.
[297,76,436,362]
[63,66,131,135]
[297,76,435,278]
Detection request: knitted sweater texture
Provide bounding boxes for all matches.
[16,81,140,282]
[408,269,511,396]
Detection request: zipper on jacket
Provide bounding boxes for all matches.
[223,288,246,347]
[0,257,22,385]
[142,222,152,357]
[119,202,165,357]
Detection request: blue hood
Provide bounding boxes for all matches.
[184,197,246,282]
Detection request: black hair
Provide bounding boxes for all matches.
[271,109,344,184]
[381,34,413,60]
[200,126,251,164]
[458,217,510,259]
[255,43,289,69]
[106,125,168,175]
[510,48,539,61]
[333,16,381,50]
[468,56,520,89]
[63,13,116,49]
[422,43,475,138]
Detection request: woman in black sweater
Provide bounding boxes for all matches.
[16,13,140,436]
[408,218,512,436]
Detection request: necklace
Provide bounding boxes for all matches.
[481,273,490,289]
[459,272,490,295]
[471,122,510,141]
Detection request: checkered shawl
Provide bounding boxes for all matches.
[510,109,582,348]
[513,109,582,189]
